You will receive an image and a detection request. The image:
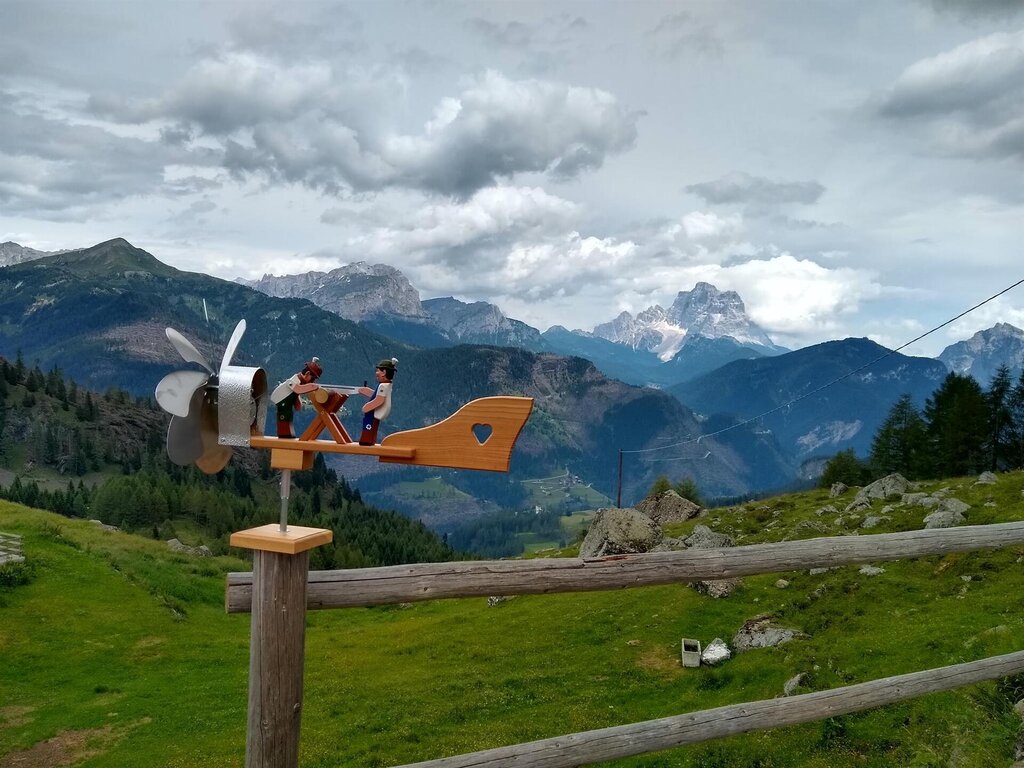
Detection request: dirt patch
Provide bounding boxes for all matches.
[0,707,35,730]
[636,645,682,676]
[0,726,114,767]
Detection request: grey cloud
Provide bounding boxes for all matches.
[466,14,589,49]
[0,96,218,216]
[226,2,365,59]
[106,61,639,197]
[467,19,537,48]
[394,46,453,75]
[875,30,1024,161]
[160,123,194,146]
[386,73,639,195]
[925,0,1024,19]
[647,11,724,59]
[687,172,825,207]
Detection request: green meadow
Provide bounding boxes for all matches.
[2,471,1024,767]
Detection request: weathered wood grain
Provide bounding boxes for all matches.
[391,650,1024,768]
[246,550,309,768]
[225,521,1024,613]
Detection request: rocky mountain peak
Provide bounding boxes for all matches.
[939,322,1024,382]
[590,282,779,362]
[240,262,426,322]
[0,241,60,268]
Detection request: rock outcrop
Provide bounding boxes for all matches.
[855,473,909,503]
[579,507,661,558]
[635,489,702,526]
[167,538,212,557]
[684,525,733,549]
[732,615,806,652]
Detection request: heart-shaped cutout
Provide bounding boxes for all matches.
[472,423,493,445]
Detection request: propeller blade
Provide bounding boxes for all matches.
[166,327,214,374]
[196,386,232,475]
[155,370,209,418]
[166,389,206,466]
[220,319,247,373]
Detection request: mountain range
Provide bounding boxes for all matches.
[671,337,949,457]
[238,266,787,387]
[0,239,795,505]
[4,238,1024,507]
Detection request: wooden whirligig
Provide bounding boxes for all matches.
[154,319,532,768]
[155,319,534,534]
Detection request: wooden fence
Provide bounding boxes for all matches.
[227,521,1024,767]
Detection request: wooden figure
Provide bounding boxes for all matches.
[357,357,397,445]
[271,357,323,438]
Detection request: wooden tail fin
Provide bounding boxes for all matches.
[379,396,534,471]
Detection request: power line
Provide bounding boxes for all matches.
[620,275,1024,459]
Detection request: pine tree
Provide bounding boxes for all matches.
[648,475,672,496]
[923,372,989,477]
[1008,370,1024,470]
[673,478,703,506]
[820,449,869,488]
[985,365,1014,471]
[870,394,928,479]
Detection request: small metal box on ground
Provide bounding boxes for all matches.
[681,638,702,667]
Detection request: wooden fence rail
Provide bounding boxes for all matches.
[225,521,1024,613]
[391,650,1024,768]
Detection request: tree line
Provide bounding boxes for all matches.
[0,356,461,569]
[822,365,1024,486]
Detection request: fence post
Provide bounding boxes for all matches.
[229,524,333,768]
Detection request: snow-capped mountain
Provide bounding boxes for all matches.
[590,282,783,361]
[938,322,1024,383]
[0,242,61,267]
[238,263,427,323]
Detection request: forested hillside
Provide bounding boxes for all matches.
[822,365,1024,487]
[0,356,458,568]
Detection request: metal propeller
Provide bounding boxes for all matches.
[156,319,254,475]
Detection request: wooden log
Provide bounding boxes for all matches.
[225,521,1024,613]
[246,550,310,768]
[391,650,1024,768]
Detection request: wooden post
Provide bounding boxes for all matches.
[229,525,332,768]
[616,449,623,508]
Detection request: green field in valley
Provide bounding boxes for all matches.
[2,471,1024,767]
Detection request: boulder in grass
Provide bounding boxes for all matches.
[579,507,662,558]
[690,578,741,599]
[732,614,807,652]
[855,473,909,503]
[701,638,731,666]
[635,489,703,526]
[829,483,848,498]
[783,673,807,696]
[975,471,997,485]
[924,509,965,529]
[937,497,970,516]
[684,525,733,549]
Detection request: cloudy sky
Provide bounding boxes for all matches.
[2,0,1024,354]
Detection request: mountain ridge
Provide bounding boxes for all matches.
[0,238,795,502]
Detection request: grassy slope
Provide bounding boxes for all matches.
[2,472,1024,767]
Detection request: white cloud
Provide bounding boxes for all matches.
[714,254,884,338]
[946,297,1024,340]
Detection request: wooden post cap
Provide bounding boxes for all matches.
[230,524,333,555]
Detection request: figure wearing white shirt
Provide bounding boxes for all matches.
[358,358,397,445]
